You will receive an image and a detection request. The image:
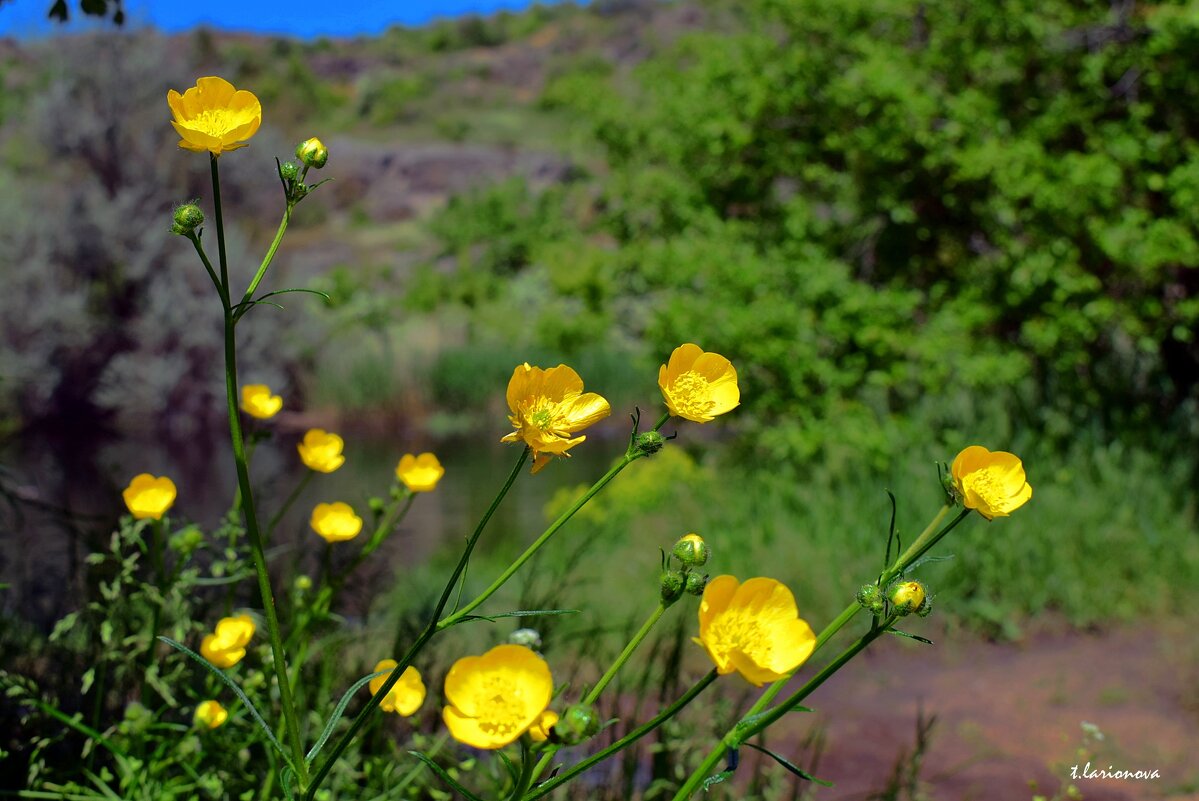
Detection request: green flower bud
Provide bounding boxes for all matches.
[888,580,928,616]
[631,430,666,458]
[685,571,708,596]
[294,575,313,592]
[672,533,710,567]
[856,583,886,615]
[296,137,329,169]
[279,160,299,181]
[660,569,685,604]
[170,202,204,235]
[169,525,205,555]
[508,627,542,650]
[551,703,600,746]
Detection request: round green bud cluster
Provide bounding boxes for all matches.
[672,533,710,567]
[856,583,885,615]
[632,430,667,457]
[296,137,329,169]
[552,703,601,746]
[685,572,707,596]
[660,569,685,604]
[294,575,313,592]
[169,525,205,555]
[170,202,204,235]
[887,580,929,616]
[279,160,299,181]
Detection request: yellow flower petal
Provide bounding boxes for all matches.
[369,659,426,716]
[443,644,553,749]
[194,700,228,729]
[951,446,1032,520]
[695,575,815,686]
[310,502,363,543]
[200,614,255,668]
[501,362,610,473]
[659,344,740,423]
[297,429,346,473]
[166,76,262,157]
[240,384,282,420]
[122,473,177,520]
[396,453,445,492]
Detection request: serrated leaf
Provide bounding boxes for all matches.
[742,742,833,786]
[408,750,486,801]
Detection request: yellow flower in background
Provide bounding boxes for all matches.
[528,709,559,743]
[310,502,363,543]
[951,446,1032,520]
[167,76,261,156]
[368,659,426,716]
[442,644,553,749]
[695,576,816,686]
[240,384,282,419]
[501,363,611,474]
[298,429,346,473]
[658,344,740,423]
[201,614,255,669]
[194,700,228,729]
[395,453,444,492]
[122,474,177,520]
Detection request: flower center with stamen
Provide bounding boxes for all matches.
[472,677,527,739]
[190,109,240,136]
[669,371,715,419]
[530,407,555,430]
[708,610,769,662]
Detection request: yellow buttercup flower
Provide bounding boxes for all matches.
[167,76,262,156]
[298,429,346,473]
[658,344,740,423]
[310,502,363,543]
[200,614,255,669]
[528,709,559,743]
[951,446,1033,520]
[442,644,553,749]
[500,363,611,473]
[395,453,445,492]
[240,384,282,419]
[194,700,228,729]
[695,576,816,686]
[122,474,177,520]
[368,659,426,716]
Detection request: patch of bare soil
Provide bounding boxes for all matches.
[764,624,1199,801]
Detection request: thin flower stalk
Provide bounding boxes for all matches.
[440,411,670,629]
[522,669,720,801]
[210,154,308,786]
[671,504,972,799]
[304,448,529,801]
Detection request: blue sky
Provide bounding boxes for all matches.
[0,0,572,39]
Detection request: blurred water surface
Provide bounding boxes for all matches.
[0,420,612,629]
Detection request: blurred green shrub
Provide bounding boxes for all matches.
[412,0,1199,463]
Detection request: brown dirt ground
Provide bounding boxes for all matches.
[758,623,1199,801]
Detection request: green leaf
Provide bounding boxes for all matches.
[887,629,934,645]
[497,750,520,785]
[742,742,833,786]
[408,750,486,801]
[306,669,389,764]
[157,636,294,771]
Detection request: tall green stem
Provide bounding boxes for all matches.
[670,620,895,801]
[211,155,308,787]
[233,205,292,323]
[267,471,313,538]
[304,448,529,801]
[439,452,643,629]
[528,601,669,786]
[672,504,972,799]
[523,670,719,801]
